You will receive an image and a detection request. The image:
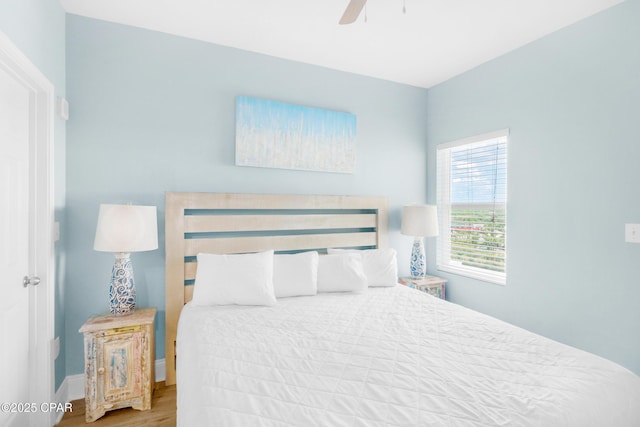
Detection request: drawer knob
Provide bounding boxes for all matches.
[97,367,105,375]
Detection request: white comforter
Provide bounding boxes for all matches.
[177,285,640,426]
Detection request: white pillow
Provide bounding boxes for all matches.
[317,253,367,293]
[327,248,398,287]
[273,252,319,298]
[192,250,277,306]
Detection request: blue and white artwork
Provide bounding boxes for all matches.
[235,96,356,173]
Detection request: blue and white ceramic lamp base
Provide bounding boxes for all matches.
[109,253,136,316]
[410,237,426,278]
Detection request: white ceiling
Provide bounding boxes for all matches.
[59,0,623,88]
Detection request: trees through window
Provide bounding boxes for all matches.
[436,129,508,284]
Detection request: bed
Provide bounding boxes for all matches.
[165,192,640,426]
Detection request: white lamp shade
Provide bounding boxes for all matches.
[94,204,158,253]
[401,205,439,237]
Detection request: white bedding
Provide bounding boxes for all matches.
[177,285,640,426]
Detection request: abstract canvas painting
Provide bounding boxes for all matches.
[235,96,356,173]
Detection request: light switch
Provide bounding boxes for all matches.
[625,224,640,243]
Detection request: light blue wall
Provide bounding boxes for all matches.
[65,15,429,376]
[426,0,640,374]
[0,0,67,389]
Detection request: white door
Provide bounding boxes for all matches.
[0,61,32,427]
[0,32,54,427]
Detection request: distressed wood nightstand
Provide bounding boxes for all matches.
[79,307,156,422]
[399,276,447,299]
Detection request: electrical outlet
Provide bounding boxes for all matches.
[625,224,640,243]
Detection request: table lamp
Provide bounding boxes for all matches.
[94,204,158,315]
[401,205,438,278]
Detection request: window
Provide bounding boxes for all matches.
[436,129,508,284]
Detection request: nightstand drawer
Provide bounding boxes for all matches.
[106,325,142,335]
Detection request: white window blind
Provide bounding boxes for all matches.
[436,129,508,285]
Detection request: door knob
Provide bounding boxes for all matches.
[23,276,41,287]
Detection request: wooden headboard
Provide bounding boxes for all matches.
[164,192,388,385]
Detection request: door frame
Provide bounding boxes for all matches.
[0,31,55,427]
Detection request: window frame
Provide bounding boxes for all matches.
[436,129,509,285]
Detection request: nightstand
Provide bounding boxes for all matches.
[79,307,156,422]
[399,276,447,299]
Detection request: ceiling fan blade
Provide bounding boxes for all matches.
[339,0,367,25]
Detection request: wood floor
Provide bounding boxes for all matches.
[56,383,176,426]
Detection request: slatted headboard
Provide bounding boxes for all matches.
[164,192,388,385]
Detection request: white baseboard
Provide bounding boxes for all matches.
[55,358,166,414]
[65,373,84,402]
[53,377,69,425]
[155,357,166,384]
